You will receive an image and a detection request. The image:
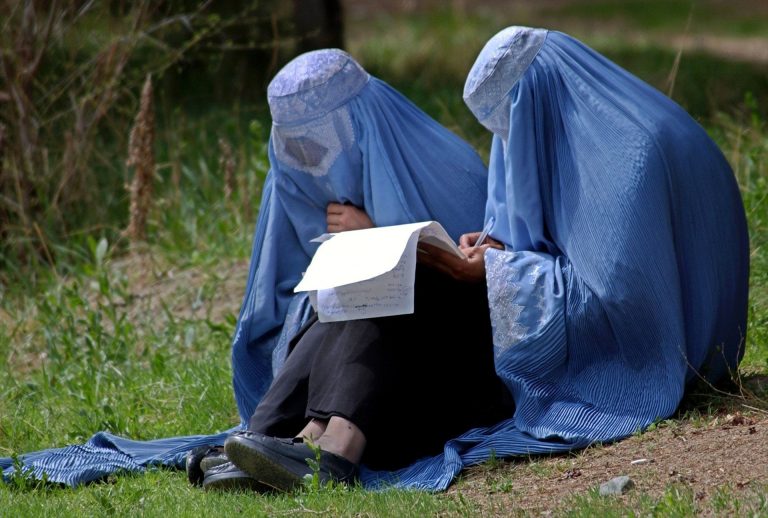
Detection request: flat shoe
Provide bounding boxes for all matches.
[186,445,223,486]
[200,449,229,473]
[202,461,272,492]
[224,431,358,492]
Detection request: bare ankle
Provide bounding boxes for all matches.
[296,418,327,441]
[315,416,366,464]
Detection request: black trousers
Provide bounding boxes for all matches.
[249,266,513,470]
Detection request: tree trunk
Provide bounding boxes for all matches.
[293,0,344,54]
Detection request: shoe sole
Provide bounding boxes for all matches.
[225,436,320,492]
[202,469,270,492]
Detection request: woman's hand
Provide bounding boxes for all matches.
[459,231,504,251]
[417,243,490,282]
[326,203,374,232]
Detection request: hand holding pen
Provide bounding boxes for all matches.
[421,216,499,282]
[473,216,495,249]
[458,216,500,251]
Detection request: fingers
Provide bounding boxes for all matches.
[418,243,473,280]
[326,212,341,232]
[326,203,343,232]
[486,236,504,250]
[326,202,344,215]
[326,203,374,232]
[466,243,491,259]
[417,248,454,277]
[418,242,488,282]
[459,231,481,249]
[418,243,463,264]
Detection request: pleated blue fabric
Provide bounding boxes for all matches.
[360,27,749,490]
[1,49,489,487]
[0,432,231,485]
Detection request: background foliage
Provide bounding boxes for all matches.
[0,0,341,275]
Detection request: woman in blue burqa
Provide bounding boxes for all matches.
[1,49,513,489]
[405,26,749,490]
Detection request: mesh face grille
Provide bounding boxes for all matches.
[282,137,328,168]
[272,106,355,177]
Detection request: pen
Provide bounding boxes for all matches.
[474,216,495,248]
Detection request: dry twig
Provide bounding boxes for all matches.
[124,75,156,242]
[219,138,236,202]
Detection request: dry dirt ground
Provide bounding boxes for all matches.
[107,256,768,513]
[453,409,768,514]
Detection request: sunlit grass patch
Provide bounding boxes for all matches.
[0,468,468,517]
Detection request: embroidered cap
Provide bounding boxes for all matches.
[463,27,547,127]
[268,49,370,126]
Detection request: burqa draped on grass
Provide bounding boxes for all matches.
[1,50,490,487]
[362,27,749,490]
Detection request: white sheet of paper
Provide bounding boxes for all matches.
[313,233,419,321]
[295,221,442,292]
[295,221,464,322]
[418,224,466,258]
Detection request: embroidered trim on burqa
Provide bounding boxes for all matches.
[485,248,555,358]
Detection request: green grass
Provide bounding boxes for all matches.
[561,483,768,517]
[0,471,467,517]
[0,262,237,452]
[2,2,768,516]
[2,469,765,517]
[545,0,768,37]
[724,105,768,371]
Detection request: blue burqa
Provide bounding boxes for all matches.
[1,50,490,487]
[363,27,748,490]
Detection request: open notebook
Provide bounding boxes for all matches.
[294,221,464,322]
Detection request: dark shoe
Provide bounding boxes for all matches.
[202,461,272,492]
[186,445,224,486]
[224,431,358,492]
[200,449,229,473]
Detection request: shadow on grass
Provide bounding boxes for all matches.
[678,371,768,420]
